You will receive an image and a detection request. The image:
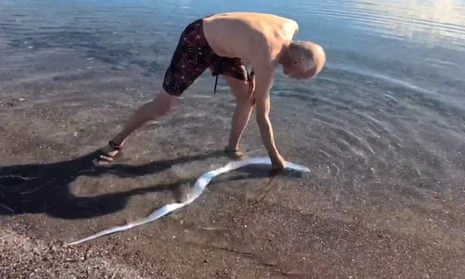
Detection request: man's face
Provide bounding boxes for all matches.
[283,60,316,80]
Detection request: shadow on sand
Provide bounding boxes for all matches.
[0,149,302,219]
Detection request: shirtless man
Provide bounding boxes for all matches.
[97,12,326,172]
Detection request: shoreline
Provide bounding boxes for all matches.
[0,49,464,278]
[2,84,465,278]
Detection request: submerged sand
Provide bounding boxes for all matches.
[1,49,465,279]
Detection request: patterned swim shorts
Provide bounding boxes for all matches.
[162,17,250,96]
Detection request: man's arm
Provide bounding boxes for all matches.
[253,66,285,168]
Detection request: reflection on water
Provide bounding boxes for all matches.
[355,0,465,48]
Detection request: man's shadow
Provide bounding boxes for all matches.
[0,149,303,219]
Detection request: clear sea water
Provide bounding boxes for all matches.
[1,0,465,201]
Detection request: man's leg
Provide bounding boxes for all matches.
[97,17,211,163]
[98,89,178,162]
[111,90,178,146]
[224,75,255,156]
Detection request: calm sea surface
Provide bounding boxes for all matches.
[1,0,465,193]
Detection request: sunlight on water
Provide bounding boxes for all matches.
[355,0,465,48]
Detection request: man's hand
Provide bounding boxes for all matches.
[269,153,286,176]
[271,153,285,169]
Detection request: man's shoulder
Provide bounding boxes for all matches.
[208,11,297,24]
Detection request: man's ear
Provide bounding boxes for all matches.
[293,56,301,65]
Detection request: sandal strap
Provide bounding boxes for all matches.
[108,140,122,150]
[224,147,243,155]
[224,147,238,152]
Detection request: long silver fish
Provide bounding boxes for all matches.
[65,156,310,246]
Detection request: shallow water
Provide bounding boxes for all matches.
[0,0,465,217]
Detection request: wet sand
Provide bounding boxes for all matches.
[2,50,465,279]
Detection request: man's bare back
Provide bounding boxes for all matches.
[203,12,299,67]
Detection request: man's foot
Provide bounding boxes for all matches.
[94,140,123,165]
[224,147,244,159]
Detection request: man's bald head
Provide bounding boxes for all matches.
[281,40,326,80]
